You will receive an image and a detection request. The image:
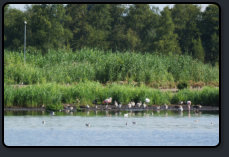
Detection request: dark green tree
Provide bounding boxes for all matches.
[200,4,219,65]
[171,4,202,55]
[192,37,205,62]
[4,6,25,50]
[126,4,159,52]
[25,4,72,53]
[153,7,181,55]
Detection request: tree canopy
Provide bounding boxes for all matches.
[4,4,219,64]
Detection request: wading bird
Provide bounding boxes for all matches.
[137,102,142,108]
[187,100,191,110]
[114,100,118,108]
[124,113,128,118]
[128,103,132,109]
[143,103,147,108]
[162,104,168,110]
[104,97,112,105]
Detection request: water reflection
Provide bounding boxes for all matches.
[4,110,217,117]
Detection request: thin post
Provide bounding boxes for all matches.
[24,21,27,64]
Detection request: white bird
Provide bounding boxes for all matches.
[179,101,184,105]
[143,103,147,108]
[86,105,90,109]
[114,101,118,108]
[118,103,122,109]
[162,104,168,110]
[128,103,132,109]
[124,113,128,118]
[50,111,55,116]
[137,102,142,108]
[131,101,135,107]
[69,106,74,111]
[145,98,150,103]
[178,105,183,111]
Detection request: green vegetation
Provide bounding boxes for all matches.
[4,49,219,86]
[4,4,219,109]
[4,82,219,108]
[4,4,219,65]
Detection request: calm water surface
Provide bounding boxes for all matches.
[4,110,219,146]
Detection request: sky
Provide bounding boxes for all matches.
[10,4,209,12]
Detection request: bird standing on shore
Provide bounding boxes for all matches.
[128,103,132,109]
[124,113,128,118]
[103,97,112,105]
[187,101,191,110]
[137,102,142,108]
[143,103,147,108]
[114,100,118,108]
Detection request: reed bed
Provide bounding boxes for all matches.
[4,49,219,86]
[4,82,219,108]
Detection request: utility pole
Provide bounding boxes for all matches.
[24,21,27,64]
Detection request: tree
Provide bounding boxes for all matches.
[200,4,219,65]
[153,7,181,55]
[25,4,72,53]
[65,4,89,50]
[4,6,25,50]
[192,37,205,62]
[171,4,202,55]
[126,4,159,52]
[86,4,112,50]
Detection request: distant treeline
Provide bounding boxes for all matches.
[4,4,219,65]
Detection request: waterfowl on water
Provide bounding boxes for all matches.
[42,120,45,124]
[50,111,55,116]
[85,123,91,127]
[132,121,136,125]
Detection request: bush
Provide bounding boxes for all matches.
[177,81,188,90]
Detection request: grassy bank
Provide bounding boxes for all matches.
[4,81,219,108]
[4,49,219,87]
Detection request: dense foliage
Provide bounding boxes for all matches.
[4,49,219,86]
[4,4,219,65]
[4,82,219,107]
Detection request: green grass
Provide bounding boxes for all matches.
[4,48,219,86]
[4,48,219,108]
[4,82,219,108]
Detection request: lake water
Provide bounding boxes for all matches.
[4,110,219,146]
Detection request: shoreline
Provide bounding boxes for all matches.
[4,105,219,112]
